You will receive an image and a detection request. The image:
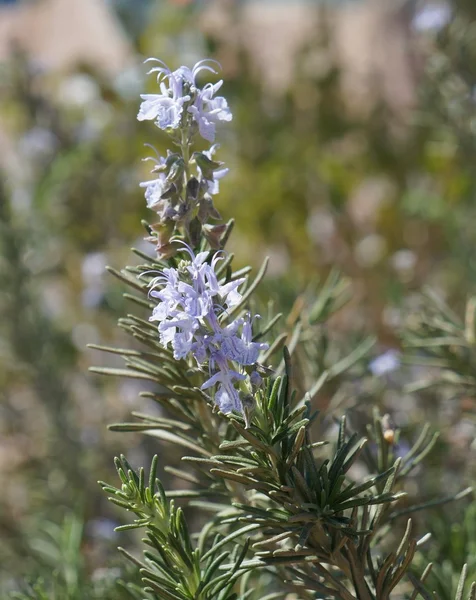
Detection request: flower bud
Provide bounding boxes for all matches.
[203,223,227,249]
[186,177,200,202]
[240,392,255,429]
[151,221,174,246]
[255,363,274,378]
[166,157,185,184]
[193,151,223,180]
[249,370,263,388]
[187,217,202,248]
[382,413,397,445]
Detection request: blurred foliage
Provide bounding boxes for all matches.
[1,0,476,595]
[8,514,144,600]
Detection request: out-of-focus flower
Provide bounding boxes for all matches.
[369,349,401,377]
[19,127,57,161]
[412,2,451,32]
[391,249,417,273]
[355,234,387,268]
[81,252,107,308]
[113,64,144,100]
[58,74,100,108]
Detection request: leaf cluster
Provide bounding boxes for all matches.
[100,455,256,600]
[92,242,476,600]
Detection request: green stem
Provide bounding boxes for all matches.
[181,129,191,182]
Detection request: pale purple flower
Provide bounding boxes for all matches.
[150,267,182,316]
[369,350,401,377]
[157,310,198,360]
[184,249,244,309]
[215,384,242,413]
[141,177,166,209]
[147,245,268,413]
[198,145,229,195]
[140,153,168,210]
[201,366,246,391]
[138,94,187,129]
[138,59,232,141]
[221,315,268,365]
[145,60,220,87]
[412,2,451,32]
[188,81,232,143]
[138,78,188,129]
[137,61,195,127]
[202,366,245,414]
[138,81,183,126]
[167,327,196,361]
[249,370,263,388]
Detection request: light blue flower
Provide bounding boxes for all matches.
[137,62,190,128]
[221,315,268,365]
[178,281,214,318]
[188,81,232,143]
[140,152,169,210]
[184,249,244,309]
[412,2,451,32]
[215,384,242,413]
[149,267,182,316]
[369,350,400,377]
[201,366,246,390]
[138,93,187,129]
[158,311,198,360]
[137,59,231,141]
[140,177,166,209]
[147,246,268,413]
[145,59,220,86]
[201,366,246,414]
[198,145,229,195]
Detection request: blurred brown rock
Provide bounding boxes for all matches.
[202,0,417,116]
[0,0,132,74]
[0,0,416,114]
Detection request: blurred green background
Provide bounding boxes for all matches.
[1,0,476,596]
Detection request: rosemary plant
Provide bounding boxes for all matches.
[91,58,475,600]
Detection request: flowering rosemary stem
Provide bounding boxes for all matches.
[136,59,268,415]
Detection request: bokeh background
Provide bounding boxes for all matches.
[1,0,476,596]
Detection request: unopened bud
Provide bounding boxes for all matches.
[186,177,200,201]
[160,182,179,200]
[187,217,202,247]
[156,243,178,260]
[198,195,221,223]
[151,221,174,246]
[240,393,255,429]
[250,370,262,387]
[166,158,185,184]
[255,363,274,378]
[203,223,227,249]
[382,413,396,445]
[193,151,223,180]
